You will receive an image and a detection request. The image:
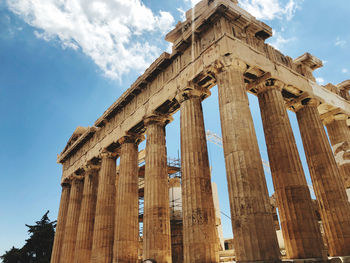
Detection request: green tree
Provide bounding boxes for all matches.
[0,247,24,263]
[1,211,56,263]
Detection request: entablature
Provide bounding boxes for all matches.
[57,0,350,181]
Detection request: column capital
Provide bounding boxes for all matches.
[68,174,84,183]
[323,113,349,125]
[143,113,173,127]
[117,133,144,146]
[255,78,286,95]
[62,174,84,186]
[294,98,320,112]
[84,162,101,174]
[175,84,210,104]
[100,149,118,160]
[213,57,247,75]
[61,177,72,187]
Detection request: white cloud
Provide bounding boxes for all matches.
[342,68,348,74]
[185,0,202,7]
[177,7,186,20]
[7,0,175,80]
[335,37,347,47]
[268,30,295,50]
[239,0,303,21]
[316,77,325,85]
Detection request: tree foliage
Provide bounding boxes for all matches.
[1,211,56,263]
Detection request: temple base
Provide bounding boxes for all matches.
[329,256,350,263]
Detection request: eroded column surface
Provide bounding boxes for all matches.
[178,87,218,263]
[256,80,324,259]
[90,151,117,263]
[216,62,280,263]
[60,177,84,263]
[296,99,350,257]
[325,115,350,189]
[50,181,71,263]
[73,164,99,263]
[143,115,172,263]
[113,137,139,263]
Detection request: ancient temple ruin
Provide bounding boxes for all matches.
[51,0,350,262]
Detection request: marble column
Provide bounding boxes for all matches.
[60,176,84,262]
[91,151,117,263]
[143,115,172,263]
[296,99,350,256]
[325,114,350,189]
[177,86,218,263]
[73,163,99,263]
[113,136,140,263]
[216,62,280,262]
[50,181,71,263]
[256,79,324,259]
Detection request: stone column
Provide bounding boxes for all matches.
[113,136,140,263]
[256,79,324,259]
[177,86,218,263]
[143,115,172,263]
[295,99,350,257]
[325,114,350,189]
[50,181,71,263]
[60,176,84,262]
[91,151,117,263]
[216,61,280,262]
[73,163,100,263]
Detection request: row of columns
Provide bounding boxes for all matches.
[52,60,350,263]
[216,62,350,261]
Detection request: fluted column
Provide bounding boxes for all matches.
[73,163,100,263]
[50,181,71,263]
[143,115,172,262]
[113,136,140,263]
[91,151,117,263]
[216,61,280,262]
[325,114,350,189]
[296,99,350,256]
[60,176,84,262]
[177,86,218,263]
[256,79,324,259]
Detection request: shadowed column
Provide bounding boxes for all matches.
[256,79,324,259]
[50,180,71,263]
[325,114,350,190]
[216,61,280,263]
[296,99,350,257]
[177,86,218,263]
[113,136,140,263]
[60,176,84,262]
[143,115,172,263]
[91,151,117,263]
[73,163,100,263]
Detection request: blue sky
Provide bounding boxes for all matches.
[0,0,349,256]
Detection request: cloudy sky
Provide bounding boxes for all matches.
[0,0,349,256]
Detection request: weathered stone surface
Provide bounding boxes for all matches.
[73,165,99,263]
[90,151,117,263]
[60,177,84,262]
[257,81,324,259]
[178,87,218,263]
[171,220,183,263]
[296,100,350,257]
[52,1,350,262]
[113,137,139,263]
[216,62,280,262]
[325,116,350,189]
[50,182,71,263]
[57,0,350,183]
[143,115,172,263]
